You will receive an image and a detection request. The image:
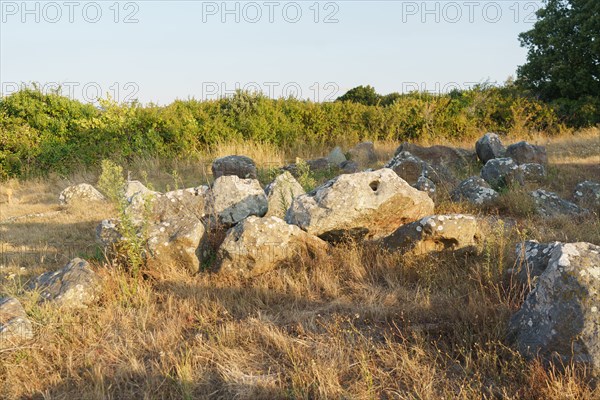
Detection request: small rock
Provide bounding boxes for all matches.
[381,214,481,255]
[59,183,105,205]
[348,142,377,166]
[506,141,547,165]
[265,172,305,219]
[216,216,327,277]
[28,258,101,309]
[508,242,600,373]
[95,218,122,248]
[212,155,257,180]
[124,180,155,200]
[573,181,600,208]
[283,158,337,176]
[285,168,434,241]
[340,160,360,174]
[397,142,477,169]
[475,132,505,164]
[208,176,268,226]
[0,297,33,347]
[327,146,346,166]
[518,163,546,183]
[414,176,436,198]
[451,176,499,205]
[530,189,587,217]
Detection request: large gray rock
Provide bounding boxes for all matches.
[381,214,481,255]
[573,181,600,208]
[145,187,208,271]
[481,158,521,189]
[348,142,377,166]
[209,176,268,226]
[99,187,208,271]
[212,155,257,180]
[265,172,305,218]
[285,168,434,241]
[509,242,600,373]
[216,216,327,277]
[59,183,106,205]
[451,176,498,205]
[0,297,33,347]
[327,146,346,166]
[475,132,505,164]
[506,141,547,165]
[514,240,561,287]
[28,258,101,309]
[531,189,587,217]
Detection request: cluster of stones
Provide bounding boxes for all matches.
[23,137,597,374]
[449,132,596,217]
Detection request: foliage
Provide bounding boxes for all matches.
[294,158,317,192]
[516,0,600,125]
[98,159,149,277]
[0,84,572,179]
[336,85,381,106]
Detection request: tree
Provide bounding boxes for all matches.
[517,0,600,102]
[336,85,381,106]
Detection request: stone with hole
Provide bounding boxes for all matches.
[285,168,434,241]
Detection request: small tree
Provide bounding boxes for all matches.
[336,85,381,106]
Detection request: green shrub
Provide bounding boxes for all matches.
[0,84,583,180]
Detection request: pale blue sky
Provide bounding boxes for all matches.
[0,1,543,104]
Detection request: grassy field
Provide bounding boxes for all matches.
[0,129,599,399]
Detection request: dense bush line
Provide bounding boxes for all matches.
[0,84,578,179]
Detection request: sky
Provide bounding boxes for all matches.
[0,0,544,104]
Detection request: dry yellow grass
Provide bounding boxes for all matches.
[0,130,599,399]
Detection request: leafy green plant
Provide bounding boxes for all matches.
[295,158,317,192]
[98,159,150,277]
